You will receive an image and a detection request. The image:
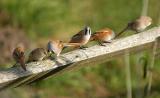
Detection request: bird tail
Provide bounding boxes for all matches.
[19,57,26,71]
[115,26,129,38]
[63,42,81,50]
[63,42,81,46]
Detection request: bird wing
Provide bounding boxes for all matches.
[69,30,83,43]
[95,28,111,33]
[48,43,57,52]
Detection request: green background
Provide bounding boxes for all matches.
[0,0,160,98]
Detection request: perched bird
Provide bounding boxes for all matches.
[12,46,26,71]
[69,26,92,49]
[115,16,152,38]
[47,40,64,57]
[27,48,48,63]
[47,40,79,57]
[90,28,115,46]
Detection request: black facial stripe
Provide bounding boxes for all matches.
[84,26,91,35]
[84,29,88,35]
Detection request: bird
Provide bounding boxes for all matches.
[27,48,48,63]
[69,26,92,49]
[47,40,64,57]
[115,16,152,38]
[90,28,115,46]
[12,46,26,71]
[47,40,79,57]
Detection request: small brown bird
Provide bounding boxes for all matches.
[12,46,26,71]
[47,40,79,57]
[69,26,92,49]
[116,16,152,38]
[27,48,48,63]
[90,28,115,46]
[47,40,64,57]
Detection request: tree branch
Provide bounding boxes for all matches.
[0,26,160,90]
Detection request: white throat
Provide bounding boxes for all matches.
[83,34,91,44]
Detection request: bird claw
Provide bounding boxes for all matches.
[103,41,112,43]
[98,42,106,46]
[79,46,87,50]
[135,30,140,34]
[99,44,106,46]
[11,63,18,68]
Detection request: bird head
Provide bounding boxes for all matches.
[84,26,92,36]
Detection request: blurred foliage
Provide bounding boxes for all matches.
[0,0,146,39]
[0,0,160,98]
[0,27,30,66]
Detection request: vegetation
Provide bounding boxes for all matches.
[0,0,160,98]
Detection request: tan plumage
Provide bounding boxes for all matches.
[12,46,26,71]
[47,40,64,57]
[116,16,152,38]
[69,26,91,48]
[47,39,79,56]
[90,28,115,44]
[27,48,48,63]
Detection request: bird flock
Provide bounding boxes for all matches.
[12,16,152,71]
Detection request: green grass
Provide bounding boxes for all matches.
[0,0,150,38]
[0,0,160,98]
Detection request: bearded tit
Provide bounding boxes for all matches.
[69,26,92,49]
[12,46,26,71]
[47,40,79,57]
[27,48,48,63]
[116,16,152,38]
[90,28,115,46]
[47,40,64,57]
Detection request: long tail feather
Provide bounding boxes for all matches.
[115,26,129,38]
[63,42,81,47]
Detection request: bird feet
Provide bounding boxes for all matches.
[98,42,106,46]
[103,41,112,43]
[98,41,111,46]
[79,46,88,50]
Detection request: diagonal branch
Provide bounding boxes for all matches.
[0,27,160,90]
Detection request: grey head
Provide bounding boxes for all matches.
[47,41,54,53]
